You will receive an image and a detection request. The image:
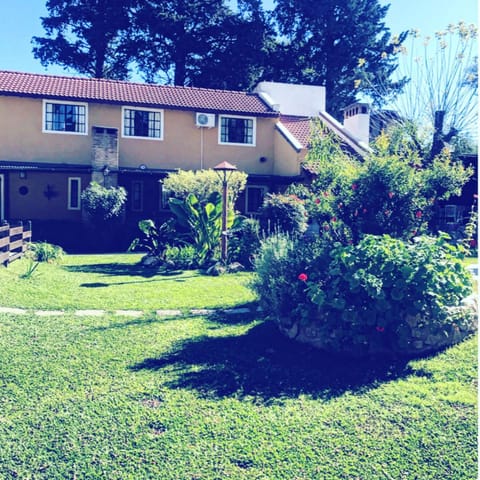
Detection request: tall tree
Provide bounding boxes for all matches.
[132,0,273,90]
[132,0,234,86]
[269,0,406,118]
[32,0,135,79]
[358,22,478,160]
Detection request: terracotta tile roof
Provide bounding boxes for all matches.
[278,115,312,148]
[0,70,277,116]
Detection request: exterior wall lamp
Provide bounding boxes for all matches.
[213,161,237,263]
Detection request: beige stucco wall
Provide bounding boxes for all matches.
[273,130,305,177]
[0,95,299,177]
[8,171,90,220]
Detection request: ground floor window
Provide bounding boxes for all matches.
[131,181,144,211]
[245,185,267,214]
[68,177,81,210]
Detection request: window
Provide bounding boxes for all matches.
[219,115,255,146]
[158,183,170,211]
[43,100,87,134]
[68,178,81,210]
[245,186,267,214]
[131,181,144,212]
[122,107,163,140]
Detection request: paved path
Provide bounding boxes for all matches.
[0,306,258,317]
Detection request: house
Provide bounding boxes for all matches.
[0,70,369,248]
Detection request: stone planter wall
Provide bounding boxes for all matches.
[278,294,478,357]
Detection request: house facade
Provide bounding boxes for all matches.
[0,70,369,247]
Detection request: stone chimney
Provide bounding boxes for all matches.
[91,126,119,187]
[343,103,370,145]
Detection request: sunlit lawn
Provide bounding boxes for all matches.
[0,254,477,479]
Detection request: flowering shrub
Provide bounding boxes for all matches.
[253,232,475,356]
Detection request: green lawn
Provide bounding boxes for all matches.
[0,255,477,479]
[0,254,256,311]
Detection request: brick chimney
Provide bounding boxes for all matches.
[91,126,119,187]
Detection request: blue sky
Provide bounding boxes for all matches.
[0,0,477,77]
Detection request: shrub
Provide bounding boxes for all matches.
[251,233,327,319]
[164,245,197,269]
[81,182,127,223]
[253,233,475,356]
[259,193,308,235]
[169,192,233,266]
[162,169,247,207]
[28,241,65,263]
[128,219,176,258]
[228,217,261,269]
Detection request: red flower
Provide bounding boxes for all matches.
[298,273,308,282]
[388,192,394,199]
[376,326,385,333]
[315,198,321,204]
[351,183,358,190]
[331,216,337,222]
[415,210,422,219]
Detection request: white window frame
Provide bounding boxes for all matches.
[121,106,164,141]
[42,100,88,135]
[131,180,144,212]
[68,177,81,210]
[218,114,256,147]
[245,185,267,214]
[158,183,170,211]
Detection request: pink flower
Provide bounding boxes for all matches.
[363,208,367,214]
[338,203,343,209]
[384,210,391,216]
[470,239,477,248]
[323,224,330,231]
[415,210,422,219]
[298,273,308,282]
[388,192,394,199]
[315,198,321,204]
[376,326,385,333]
[331,216,337,222]
[323,191,329,197]
[351,183,358,190]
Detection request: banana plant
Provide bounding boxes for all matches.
[169,192,235,265]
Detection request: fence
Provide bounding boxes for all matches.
[0,221,32,265]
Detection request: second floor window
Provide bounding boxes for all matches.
[44,101,87,134]
[123,107,163,139]
[219,116,255,146]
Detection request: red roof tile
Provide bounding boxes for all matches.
[0,70,277,116]
[279,115,312,148]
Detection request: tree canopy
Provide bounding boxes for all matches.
[32,0,135,79]
[32,0,406,118]
[268,0,406,117]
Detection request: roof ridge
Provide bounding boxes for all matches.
[0,69,254,96]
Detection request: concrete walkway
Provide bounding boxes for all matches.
[0,306,258,318]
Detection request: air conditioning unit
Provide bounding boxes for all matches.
[195,112,215,128]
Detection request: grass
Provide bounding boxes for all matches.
[0,254,477,479]
[0,254,256,311]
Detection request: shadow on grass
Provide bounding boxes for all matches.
[131,321,417,402]
[64,263,187,278]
